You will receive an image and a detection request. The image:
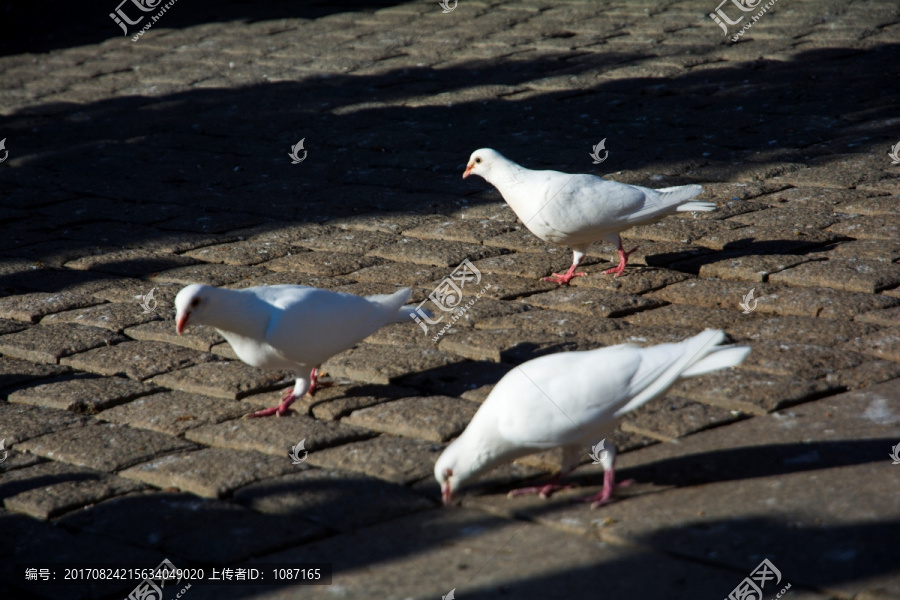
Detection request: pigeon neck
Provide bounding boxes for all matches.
[485,159,524,189]
[203,288,269,338]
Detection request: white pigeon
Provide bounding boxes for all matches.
[435,329,749,507]
[463,148,716,284]
[174,284,423,417]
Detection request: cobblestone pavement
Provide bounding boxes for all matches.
[1,0,899,598]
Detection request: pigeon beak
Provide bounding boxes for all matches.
[441,482,453,506]
[176,313,189,335]
[462,163,474,179]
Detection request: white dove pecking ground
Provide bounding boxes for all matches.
[435,329,750,508]
[463,148,717,284]
[174,284,424,417]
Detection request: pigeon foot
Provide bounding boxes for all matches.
[308,367,333,396]
[508,474,576,499]
[541,264,587,286]
[244,389,297,418]
[602,244,639,278]
[577,469,634,508]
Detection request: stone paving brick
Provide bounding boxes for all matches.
[330,213,446,235]
[150,263,267,286]
[261,250,382,276]
[99,390,247,436]
[0,323,126,364]
[844,327,900,363]
[670,369,835,415]
[622,303,746,330]
[18,422,195,472]
[402,217,516,244]
[233,468,435,533]
[837,194,900,215]
[621,395,747,442]
[0,319,28,336]
[438,328,590,363]
[0,449,43,474]
[694,224,842,253]
[571,265,693,293]
[347,261,445,286]
[124,321,223,352]
[325,343,465,385]
[469,273,555,301]
[727,206,841,230]
[725,314,880,347]
[0,403,88,445]
[305,435,444,485]
[154,211,267,235]
[649,278,900,319]
[0,291,104,323]
[524,286,663,318]
[368,237,506,267]
[475,308,626,339]
[482,227,562,253]
[286,382,419,420]
[294,228,398,254]
[628,217,741,244]
[59,491,327,564]
[185,415,372,458]
[471,251,579,280]
[60,340,217,381]
[182,239,295,265]
[0,460,144,520]
[678,253,823,282]
[7,375,156,414]
[344,396,477,443]
[120,447,295,498]
[768,258,900,293]
[63,249,198,277]
[40,301,162,332]
[813,239,900,263]
[82,279,182,307]
[854,306,900,327]
[225,270,356,290]
[148,360,292,400]
[827,213,900,240]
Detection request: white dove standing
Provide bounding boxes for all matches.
[463,148,716,284]
[435,330,749,507]
[174,284,423,417]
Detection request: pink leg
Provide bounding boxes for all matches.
[577,466,635,508]
[542,263,587,286]
[245,386,297,418]
[507,473,576,500]
[602,238,639,278]
[308,366,333,396]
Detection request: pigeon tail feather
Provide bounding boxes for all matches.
[391,304,433,323]
[681,345,751,377]
[676,201,717,212]
[656,183,703,204]
[613,329,734,417]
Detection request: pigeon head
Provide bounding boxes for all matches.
[463,148,506,181]
[434,438,479,506]
[174,284,213,335]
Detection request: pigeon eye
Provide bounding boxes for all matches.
[474,157,482,164]
[190,298,200,308]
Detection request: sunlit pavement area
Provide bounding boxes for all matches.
[1,0,899,598]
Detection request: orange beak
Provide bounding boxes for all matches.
[462,163,474,179]
[176,313,189,335]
